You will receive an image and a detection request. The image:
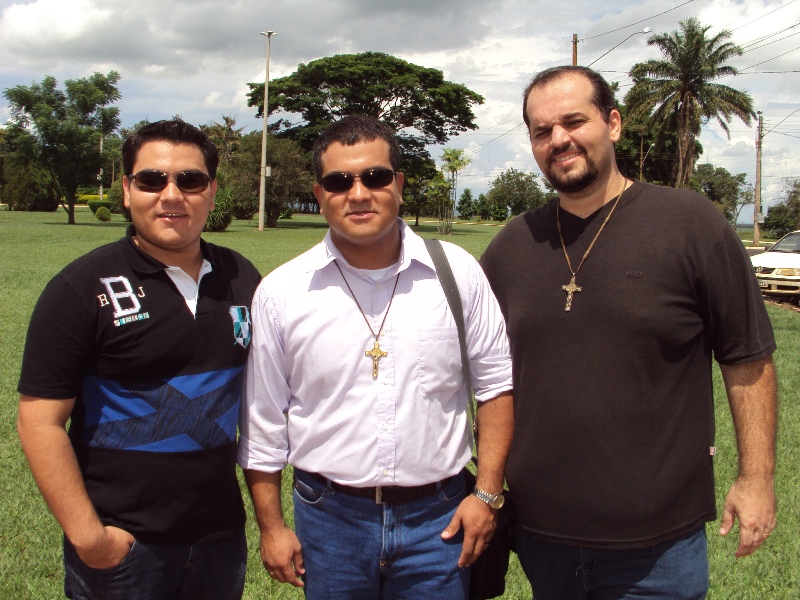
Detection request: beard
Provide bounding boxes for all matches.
[542,144,599,194]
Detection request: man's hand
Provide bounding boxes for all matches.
[441,493,497,567]
[719,474,777,558]
[260,524,305,587]
[73,525,135,569]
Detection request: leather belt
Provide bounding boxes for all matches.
[302,471,457,505]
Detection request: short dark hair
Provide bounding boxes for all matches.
[522,66,616,129]
[122,118,219,179]
[312,115,401,180]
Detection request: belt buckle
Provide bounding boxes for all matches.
[375,486,385,504]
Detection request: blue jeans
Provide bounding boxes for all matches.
[63,529,246,600]
[293,469,470,599]
[516,526,709,600]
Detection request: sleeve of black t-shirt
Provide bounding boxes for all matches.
[18,274,95,399]
[696,223,776,365]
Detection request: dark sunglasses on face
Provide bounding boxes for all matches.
[128,170,212,193]
[319,168,397,193]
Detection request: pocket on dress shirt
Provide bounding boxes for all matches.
[417,327,463,401]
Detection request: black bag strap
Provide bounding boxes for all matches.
[423,238,477,447]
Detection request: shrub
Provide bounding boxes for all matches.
[87,198,113,214]
[95,206,112,222]
[107,179,130,220]
[76,185,99,196]
[2,163,59,211]
[78,194,99,205]
[204,187,233,232]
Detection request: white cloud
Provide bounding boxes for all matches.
[0,0,797,205]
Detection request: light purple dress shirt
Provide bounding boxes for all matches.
[238,220,512,487]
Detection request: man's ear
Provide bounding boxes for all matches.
[608,108,622,143]
[122,176,131,209]
[314,183,326,217]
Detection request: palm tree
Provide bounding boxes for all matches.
[624,18,755,188]
[439,148,470,234]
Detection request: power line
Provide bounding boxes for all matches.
[729,0,798,32]
[741,28,800,53]
[581,0,695,41]
[740,45,800,70]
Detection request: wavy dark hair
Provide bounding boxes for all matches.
[122,118,219,179]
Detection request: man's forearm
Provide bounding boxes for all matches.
[474,391,514,494]
[17,395,107,549]
[720,356,777,477]
[244,469,288,531]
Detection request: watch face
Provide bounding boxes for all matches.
[489,494,505,510]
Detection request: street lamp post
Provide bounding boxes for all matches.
[258,30,277,232]
[586,27,651,68]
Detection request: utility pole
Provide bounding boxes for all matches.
[98,135,104,203]
[572,34,578,65]
[753,111,763,247]
[258,31,277,232]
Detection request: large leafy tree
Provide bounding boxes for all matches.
[487,168,547,217]
[3,72,121,223]
[764,180,800,238]
[225,131,313,227]
[456,188,476,220]
[690,163,752,225]
[249,52,483,146]
[625,19,754,188]
[247,52,483,191]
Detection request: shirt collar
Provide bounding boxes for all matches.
[122,224,215,274]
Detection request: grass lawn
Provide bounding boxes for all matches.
[1,210,798,598]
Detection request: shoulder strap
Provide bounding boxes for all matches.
[423,238,477,448]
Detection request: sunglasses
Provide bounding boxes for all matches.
[129,170,211,193]
[319,168,397,193]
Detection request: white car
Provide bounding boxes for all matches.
[751,230,800,300]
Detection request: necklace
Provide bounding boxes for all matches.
[333,260,401,378]
[556,179,627,312]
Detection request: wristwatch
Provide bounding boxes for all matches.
[472,487,505,509]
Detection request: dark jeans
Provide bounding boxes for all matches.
[293,468,470,599]
[63,529,246,600]
[516,526,709,600]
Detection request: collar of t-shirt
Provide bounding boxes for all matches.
[164,260,213,316]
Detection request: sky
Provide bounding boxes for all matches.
[1,0,799,221]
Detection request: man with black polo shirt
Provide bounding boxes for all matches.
[481,66,778,598]
[17,119,261,600]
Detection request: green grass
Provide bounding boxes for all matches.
[1,209,798,598]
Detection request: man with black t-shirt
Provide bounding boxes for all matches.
[480,67,777,598]
[17,119,261,599]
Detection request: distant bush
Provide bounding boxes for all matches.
[204,186,233,232]
[76,185,99,196]
[95,206,112,222]
[87,198,113,213]
[2,164,59,211]
[107,179,130,220]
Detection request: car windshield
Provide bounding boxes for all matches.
[769,232,800,253]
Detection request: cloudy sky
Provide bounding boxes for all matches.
[1,0,798,219]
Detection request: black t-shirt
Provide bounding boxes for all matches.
[19,227,262,544]
[481,181,775,548]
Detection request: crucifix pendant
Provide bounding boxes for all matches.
[561,276,582,312]
[365,339,388,378]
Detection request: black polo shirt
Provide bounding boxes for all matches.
[19,226,261,544]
